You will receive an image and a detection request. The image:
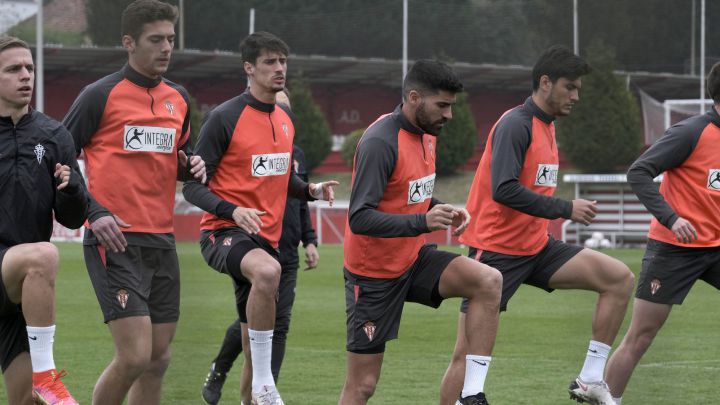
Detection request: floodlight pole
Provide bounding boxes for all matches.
[573,0,578,55]
[700,0,705,113]
[402,0,408,81]
[35,0,43,112]
[179,0,184,50]
[249,8,255,35]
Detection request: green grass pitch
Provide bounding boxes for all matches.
[1,244,718,404]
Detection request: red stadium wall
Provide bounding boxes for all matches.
[42,76,527,173]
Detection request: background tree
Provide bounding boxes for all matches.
[435,92,477,175]
[556,40,642,172]
[340,127,365,168]
[289,78,332,173]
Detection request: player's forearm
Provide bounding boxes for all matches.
[349,208,428,237]
[627,166,677,229]
[493,181,572,219]
[182,181,236,220]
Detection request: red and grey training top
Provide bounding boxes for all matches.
[629,106,720,247]
[460,97,573,256]
[182,91,311,249]
[344,105,440,279]
[63,64,192,248]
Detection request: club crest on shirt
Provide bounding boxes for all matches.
[251,152,290,177]
[165,100,175,115]
[708,169,720,191]
[34,144,45,164]
[428,138,434,158]
[123,125,176,153]
[407,173,436,205]
[534,164,558,187]
[282,122,289,138]
[363,321,376,342]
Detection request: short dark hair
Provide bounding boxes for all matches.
[0,36,30,54]
[239,31,289,65]
[707,62,720,104]
[532,45,591,90]
[402,60,463,99]
[121,0,178,41]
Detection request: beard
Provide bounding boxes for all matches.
[415,101,446,136]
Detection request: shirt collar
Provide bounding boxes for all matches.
[393,104,425,135]
[122,64,162,88]
[525,97,555,124]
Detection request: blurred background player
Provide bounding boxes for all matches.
[201,90,321,405]
[0,36,87,405]
[439,45,634,405]
[604,62,720,405]
[339,59,502,405]
[62,1,206,404]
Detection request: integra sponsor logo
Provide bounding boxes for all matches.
[708,169,720,191]
[535,164,558,187]
[251,152,290,177]
[123,125,176,153]
[407,173,436,204]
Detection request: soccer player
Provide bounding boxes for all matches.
[439,45,635,405]
[62,1,206,404]
[201,91,322,405]
[338,60,502,405]
[0,36,86,405]
[183,31,337,405]
[604,63,720,405]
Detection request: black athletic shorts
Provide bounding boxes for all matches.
[201,228,279,323]
[344,244,459,354]
[85,244,180,323]
[0,247,29,373]
[636,239,720,305]
[460,235,583,312]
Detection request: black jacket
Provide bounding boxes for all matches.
[0,110,88,248]
[278,145,317,265]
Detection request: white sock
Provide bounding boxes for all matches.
[613,397,622,404]
[461,355,491,398]
[26,325,56,372]
[578,340,611,382]
[249,329,274,392]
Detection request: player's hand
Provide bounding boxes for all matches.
[304,243,320,271]
[570,199,597,226]
[178,150,207,184]
[451,207,471,236]
[232,207,265,234]
[91,214,131,253]
[426,204,455,231]
[54,163,72,191]
[309,181,340,206]
[671,217,698,244]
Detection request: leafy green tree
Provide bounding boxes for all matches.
[340,127,365,168]
[556,40,642,172]
[289,78,332,173]
[436,92,477,175]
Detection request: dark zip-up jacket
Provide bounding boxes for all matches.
[0,110,88,248]
[278,145,317,265]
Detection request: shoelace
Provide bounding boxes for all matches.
[256,387,281,404]
[36,369,72,399]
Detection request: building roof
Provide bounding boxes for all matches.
[37,46,702,100]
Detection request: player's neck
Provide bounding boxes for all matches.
[0,103,29,125]
[127,59,162,81]
[401,103,421,129]
[531,93,556,118]
[249,85,276,105]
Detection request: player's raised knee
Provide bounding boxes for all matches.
[251,261,281,293]
[24,242,59,278]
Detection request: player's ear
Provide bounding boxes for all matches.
[122,35,135,53]
[407,89,421,106]
[244,61,254,76]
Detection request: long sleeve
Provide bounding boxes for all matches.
[490,117,572,219]
[182,107,237,220]
[62,81,112,222]
[53,129,89,229]
[348,137,428,237]
[627,123,699,229]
